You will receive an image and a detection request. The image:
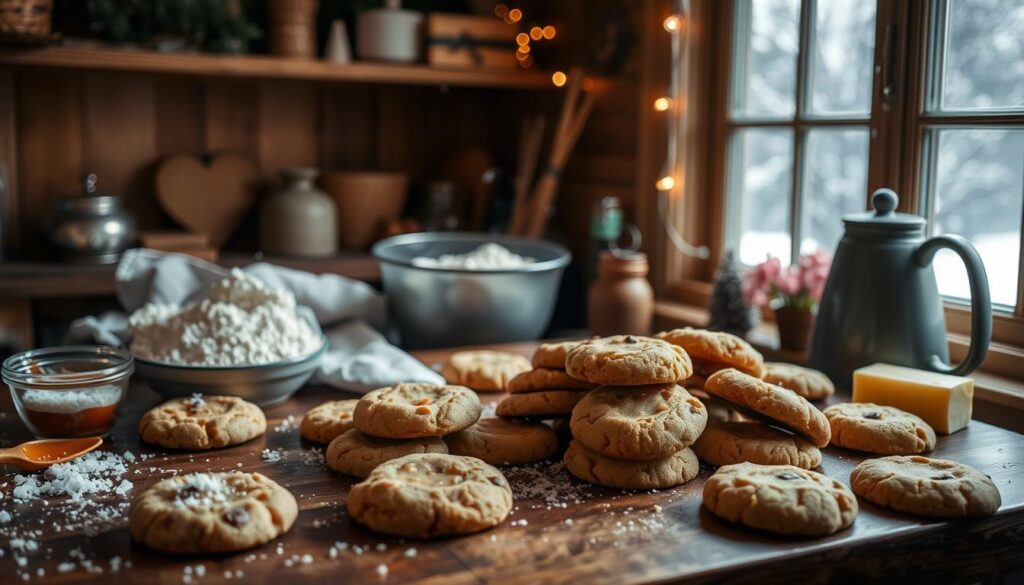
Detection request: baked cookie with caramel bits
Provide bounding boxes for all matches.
[565,335,692,386]
[442,350,532,392]
[138,394,266,450]
[570,384,707,460]
[354,383,481,439]
[445,417,558,465]
[325,429,448,478]
[763,362,835,400]
[300,399,358,444]
[507,367,594,393]
[656,328,765,379]
[704,369,831,447]
[531,340,585,369]
[693,421,821,469]
[851,456,1000,518]
[564,440,699,490]
[825,402,935,455]
[703,463,857,536]
[130,472,297,554]
[347,453,512,538]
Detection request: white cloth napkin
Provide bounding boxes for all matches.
[68,248,444,393]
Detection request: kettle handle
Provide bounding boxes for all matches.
[913,234,992,376]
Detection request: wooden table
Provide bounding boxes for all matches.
[1,342,1022,584]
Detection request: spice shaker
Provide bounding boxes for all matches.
[47,174,137,264]
[588,251,654,336]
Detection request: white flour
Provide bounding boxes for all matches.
[129,269,322,367]
[411,243,534,270]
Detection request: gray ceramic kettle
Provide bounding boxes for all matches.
[809,188,991,388]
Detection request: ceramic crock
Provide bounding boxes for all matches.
[808,188,991,386]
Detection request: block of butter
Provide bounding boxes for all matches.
[853,363,973,434]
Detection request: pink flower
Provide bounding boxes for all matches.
[775,268,802,297]
[743,255,783,308]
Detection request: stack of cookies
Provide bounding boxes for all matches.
[656,328,830,470]
[561,335,708,490]
[324,383,481,478]
[495,340,595,419]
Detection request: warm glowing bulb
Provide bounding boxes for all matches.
[654,97,672,111]
[663,15,680,32]
[516,32,530,46]
[656,176,676,191]
[542,25,556,39]
[508,8,522,22]
[495,3,508,17]
[517,44,531,54]
[516,50,529,61]
[530,26,543,40]
[552,71,567,87]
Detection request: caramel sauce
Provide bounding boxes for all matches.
[24,403,118,437]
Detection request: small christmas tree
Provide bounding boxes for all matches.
[707,251,753,337]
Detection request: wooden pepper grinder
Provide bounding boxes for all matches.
[588,251,654,336]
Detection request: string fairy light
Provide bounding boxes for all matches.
[658,0,710,259]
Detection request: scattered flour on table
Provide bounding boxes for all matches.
[2,450,137,581]
[129,269,322,366]
[411,243,534,270]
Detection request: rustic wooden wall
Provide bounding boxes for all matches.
[0,71,498,257]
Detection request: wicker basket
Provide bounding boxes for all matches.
[0,0,51,45]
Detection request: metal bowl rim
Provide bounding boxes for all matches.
[133,336,328,371]
[372,232,572,275]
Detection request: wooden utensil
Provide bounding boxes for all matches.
[508,116,546,235]
[0,437,103,471]
[155,153,258,248]
[523,68,595,238]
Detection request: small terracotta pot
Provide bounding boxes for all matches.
[774,306,814,351]
[319,171,409,250]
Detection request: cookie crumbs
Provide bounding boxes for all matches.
[375,543,387,552]
[404,547,418,558]
[376,563,389,577]
[261,449,284,463]
[273,415,298,433]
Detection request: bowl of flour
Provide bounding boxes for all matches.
[373,232,570,349]
[129,269,327,405]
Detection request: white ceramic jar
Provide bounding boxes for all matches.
[356,0,423,63]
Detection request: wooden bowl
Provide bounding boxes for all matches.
[319,171,409,250]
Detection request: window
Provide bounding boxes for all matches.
[725,0,875,267]
[718,0,1024,315]
[920,0,1024,310]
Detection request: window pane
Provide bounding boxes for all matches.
[807,0,876,116]
[800,128,870,255]
[732,0,800,119]
[930,129,1024,308]
[732,128,795,266]
[939,0,1024,111]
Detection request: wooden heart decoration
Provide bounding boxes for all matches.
[155,153,258,248]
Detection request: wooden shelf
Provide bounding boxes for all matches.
[0,46,560,90]
[0,252,380,299]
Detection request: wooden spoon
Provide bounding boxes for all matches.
[0,437,104,472]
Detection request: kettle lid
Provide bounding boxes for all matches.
[843,188,925,231]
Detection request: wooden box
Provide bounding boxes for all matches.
[427,14,518,69]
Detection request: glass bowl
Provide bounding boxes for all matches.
[2,346,134,438]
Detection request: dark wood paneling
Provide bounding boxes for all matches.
[83,73,158,229]
[15,70,83,250]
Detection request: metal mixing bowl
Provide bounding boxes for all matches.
[373,233,571,349]
[133,338,328,406]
